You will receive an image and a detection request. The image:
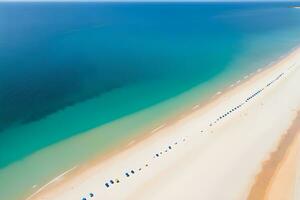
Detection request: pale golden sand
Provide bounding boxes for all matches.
[247,113,300,200]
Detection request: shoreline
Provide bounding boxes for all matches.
[27,46,300,200]
[23,61,270,199]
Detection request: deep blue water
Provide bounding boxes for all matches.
[1,2,300,169]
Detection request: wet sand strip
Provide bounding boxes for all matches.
[247,111,300,200]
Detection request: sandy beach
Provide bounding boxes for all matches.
[253,112,300,200]
[28,47,300,200]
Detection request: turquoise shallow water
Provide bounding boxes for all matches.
[1,2,300,200]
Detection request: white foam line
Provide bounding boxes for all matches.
[127,140,136,147]
[151,124,166,133]
[192,104,200,110]
[243,75,248,79]
[213,91,222,98]
[236,80,241,84]
[25,166,78,200]
[257,68,262,73]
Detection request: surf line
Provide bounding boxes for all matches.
[26,166,78,200]
[151,124,166,133]
[215,91,222,96]
[192,104,200,110]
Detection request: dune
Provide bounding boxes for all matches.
[28,47,300,200]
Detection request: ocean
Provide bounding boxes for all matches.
[0,2,300,200]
